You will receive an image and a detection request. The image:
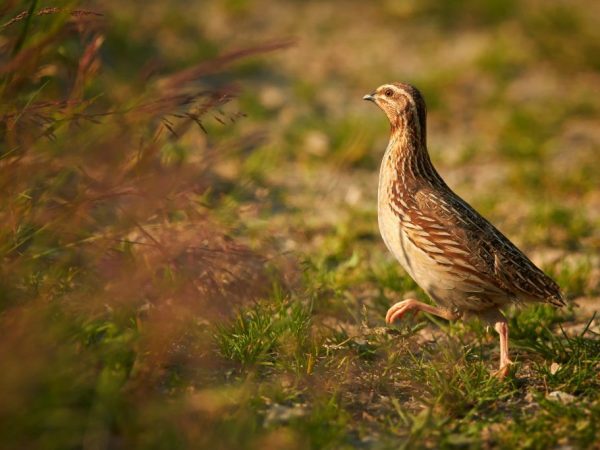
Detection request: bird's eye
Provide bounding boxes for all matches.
[384,89,393,97]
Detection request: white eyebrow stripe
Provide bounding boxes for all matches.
[376,84,423,147]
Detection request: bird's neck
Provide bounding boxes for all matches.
[385,128,442,189]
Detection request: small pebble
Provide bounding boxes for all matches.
[546,391,576,404]
[264,403,307,426]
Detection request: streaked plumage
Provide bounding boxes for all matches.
[364,82,564,376]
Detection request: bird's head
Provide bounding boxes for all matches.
[363,82,427,143]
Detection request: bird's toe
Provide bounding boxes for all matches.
[493,359,515,379]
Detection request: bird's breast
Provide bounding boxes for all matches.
[377,160,426,286]
[377,156,461,308]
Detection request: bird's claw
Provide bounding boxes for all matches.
[385,300,416,324]
[493,360,514,379]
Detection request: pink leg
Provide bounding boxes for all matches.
[494,320,513,378]
[385,298,458,325]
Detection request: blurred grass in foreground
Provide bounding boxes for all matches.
[0,2,291,448]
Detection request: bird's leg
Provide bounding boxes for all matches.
[385,298,459,325]
[493,319,513,378]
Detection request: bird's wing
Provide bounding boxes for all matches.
[405,187,564,306]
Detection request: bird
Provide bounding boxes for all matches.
[363,82,565,377]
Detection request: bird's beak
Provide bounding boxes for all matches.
[363,93,375,102]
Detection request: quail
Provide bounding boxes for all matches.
[364,83,565,377]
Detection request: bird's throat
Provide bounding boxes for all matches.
[387,130,437,187]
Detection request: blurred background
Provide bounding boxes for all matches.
[1,0,599,449]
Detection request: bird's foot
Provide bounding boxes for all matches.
[493,359,514,379]
[385,300,417,324]
[385,299,458,325]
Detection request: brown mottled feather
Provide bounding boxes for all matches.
[410,186,564,307]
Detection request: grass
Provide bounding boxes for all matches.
[215,286,314,371]
[1,0,599,449]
